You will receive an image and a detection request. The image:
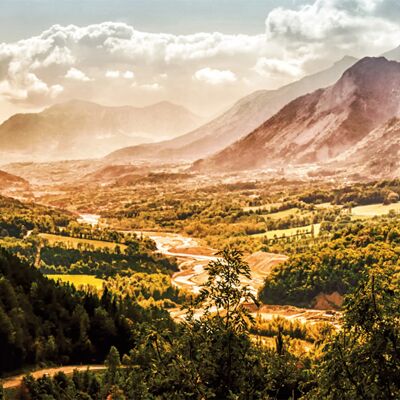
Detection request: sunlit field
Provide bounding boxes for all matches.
[352,202,400,217]
[40,233,127,251]
[46,274,105,290]
[251,223,321,239]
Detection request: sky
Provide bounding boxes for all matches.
[0,0,399,121]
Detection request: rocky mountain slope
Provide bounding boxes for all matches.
[106,56,357,162]
[193,57,400,172]
[334,117,400,178]
[0,100,203,162]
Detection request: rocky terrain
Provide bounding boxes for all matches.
[193,57,400,173]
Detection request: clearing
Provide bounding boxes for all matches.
[251,224,321,239]
[46,274,105,290]
[39,233,127,251]
[351,202,400,217]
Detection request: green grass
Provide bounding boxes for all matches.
[39,233,127,251]
[262,208,301,220]
[251,224,320,239]
[46,274,105,290]
[243,203,282,212]
[351,202,400,217]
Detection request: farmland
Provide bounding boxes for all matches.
[351,201,400,217]
[39,233,128,251]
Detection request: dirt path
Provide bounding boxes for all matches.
[2,365,105,389]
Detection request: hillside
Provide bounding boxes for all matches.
[106,56,357,162]
[383,44,400,61]
[335,117,400,178]
[0,100,203,162]
[0,170,29,189]
[193,57,400,172]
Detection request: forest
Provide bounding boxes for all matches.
[0,248,399,399]
[0,177,400,399]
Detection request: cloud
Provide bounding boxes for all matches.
[123,71,135,79]
[0,70,63,104]
[105,70,135,79]
[265,0,400,48]
[65,67,91,81]
[105,70,120,78]
[139,83,161,91]
[253,58,303,78]
[193,67,237,85]
[0,9,398,115]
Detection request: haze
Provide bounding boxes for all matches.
[0,0,399,122]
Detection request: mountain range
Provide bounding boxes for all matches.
[193,57,400,173]
[0,100,203,162]
[106,56,357,162]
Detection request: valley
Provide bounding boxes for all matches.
[0,34,399,398]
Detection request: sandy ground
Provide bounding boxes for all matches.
[138,231,341,326]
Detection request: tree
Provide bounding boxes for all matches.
[105,346,121,386]
[195,247,258,333]
[308,271,400,400]
[187,248,263,398]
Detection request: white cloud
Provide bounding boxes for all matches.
[0,71,63,104]
[0,10,398,114]
[65,67,91,81]
[265,0,399,46]
[105,70,120,78]
[253,58,303,78]
[123,70,135,79]
[140,83,161,91]
[40,46,75,68]
[105,70,134,79]
[193,67,237,85]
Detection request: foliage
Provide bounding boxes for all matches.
[260,217,400,306]
[307,271,400,399]
[0,249,174,375]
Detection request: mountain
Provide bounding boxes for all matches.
[0,100,203,162]
[106,56,357,162]
[334,117,400,178]
[0,170,29,189]
[193,57,400,173]
[0,170,30,198]
[383,45,400,61]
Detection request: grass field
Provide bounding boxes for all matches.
[351,202,400,217]
[39,233,127,251]
[315,202,338,209]
[251,224,321,239]
[262,208,301,220]
[243,203,281,212]
[46,274,105,290]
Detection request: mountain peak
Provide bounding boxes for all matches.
[194,56,400,172]
[336,57,400,96]
[334,55,358,65]
[0,99,204,162]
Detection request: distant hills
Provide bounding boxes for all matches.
[0,170,30,197]
[193,57,400,173]
[0,100,203,162]
[383,45,400,61]
[106,56,357,162]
